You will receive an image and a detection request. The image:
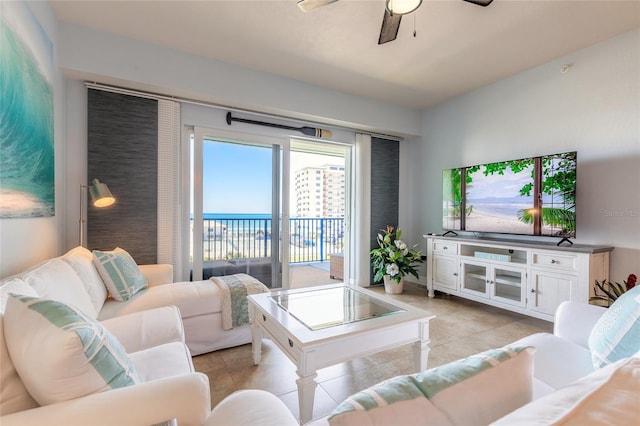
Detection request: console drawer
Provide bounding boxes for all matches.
[257,312,298,360]
[433,241,458,255]
[531,252,577,271]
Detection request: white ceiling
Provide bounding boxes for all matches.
[51,0,640,110]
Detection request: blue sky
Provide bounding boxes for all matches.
[201,141,344,214]
[203,142,272,213]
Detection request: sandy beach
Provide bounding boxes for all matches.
[445,210,572,236]
[464,210,534,234]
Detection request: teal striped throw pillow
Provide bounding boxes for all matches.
[92,247,148,301]
[589,285,640,369]
[3,294,140,405]
[329,346,534,426]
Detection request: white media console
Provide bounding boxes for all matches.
[424,235,614,322]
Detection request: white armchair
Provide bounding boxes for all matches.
[0,374,211,426]
[0,306,212,426]
[509,300,606,397]
[553,300,607,348]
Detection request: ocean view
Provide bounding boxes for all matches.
[203,213,271,220]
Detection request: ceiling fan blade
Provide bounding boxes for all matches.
[297,0,339,12]
[462,0,494,6]
[378,9,402,45]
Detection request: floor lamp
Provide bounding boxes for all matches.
[79,178,115,247]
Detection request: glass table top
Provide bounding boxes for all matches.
[270,286,405,330]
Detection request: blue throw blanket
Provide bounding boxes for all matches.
[210,274,270,330]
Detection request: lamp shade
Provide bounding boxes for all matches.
[386,0,422,15]
[88,179,115,207]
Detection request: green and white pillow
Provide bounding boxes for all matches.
[329,346,535,426]
[92,247,148,301]
[588,285,640,369]
[3,294,140,405]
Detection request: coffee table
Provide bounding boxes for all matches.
[247,284,435,423]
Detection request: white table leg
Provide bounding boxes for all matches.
[296,372,318,424]
[251,322,263,365]
[413,340,431,372]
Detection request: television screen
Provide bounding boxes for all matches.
[443,151,576,238]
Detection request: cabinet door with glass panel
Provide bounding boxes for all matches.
[490,264,526,308]
[461,260,526,307]
[460,260,489,298]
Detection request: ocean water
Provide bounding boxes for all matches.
[0,21,54,218]
[199,214,343,237]
[203,213,271,220]
[201,213,273,234]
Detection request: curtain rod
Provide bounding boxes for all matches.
[84,82,403,142]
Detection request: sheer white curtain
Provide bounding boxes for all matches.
[353,133,372,287]
[158,99,183,281]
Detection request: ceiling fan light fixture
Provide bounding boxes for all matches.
[386,0,423,15]
[297,0,338,12]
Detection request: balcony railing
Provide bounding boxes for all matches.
[200,216,344,263]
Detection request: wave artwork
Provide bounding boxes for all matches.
[0,2,54,218]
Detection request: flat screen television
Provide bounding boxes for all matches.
[442,151,577,242]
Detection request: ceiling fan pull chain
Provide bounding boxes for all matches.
[413,13,417,38]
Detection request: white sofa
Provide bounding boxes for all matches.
[0,246,251,355]
[206,299,639,425]
[0,303,212,425]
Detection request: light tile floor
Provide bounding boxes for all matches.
[192,281,553,421]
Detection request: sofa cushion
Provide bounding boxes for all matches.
[3,294,141,406]
[0,279,39,414]
[101,306,185,353]
[62,246,108,313]
[0,277,37,313]
[93,247,148,301]
[205,390,299,426]
[0,314,39,415]
[491,354,640,425]
[510,332,594,394]
[21,258,98,318]
[128,341,195,382]
[588,285,640,369]
[329,346,535,426]
[98,280,223,321]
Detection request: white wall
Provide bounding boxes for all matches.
[58,23,421,139]
[406,29,640,283]
[0,1,64,278]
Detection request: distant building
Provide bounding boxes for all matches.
[295,164,345,218]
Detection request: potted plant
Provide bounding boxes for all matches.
[590,273,637,307]
[370,226,424,294]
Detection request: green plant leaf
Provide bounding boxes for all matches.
[609,281,625,297]
[594,280,618,301]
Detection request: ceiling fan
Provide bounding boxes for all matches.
[297,0,494,45]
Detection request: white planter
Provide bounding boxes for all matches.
[383,275,404,294]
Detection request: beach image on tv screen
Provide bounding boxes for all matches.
[442,151,576,237]
[465,160,535,234]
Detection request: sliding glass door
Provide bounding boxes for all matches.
[288,139,350,289]
[190,127,352,289]
[191,127,287,288]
